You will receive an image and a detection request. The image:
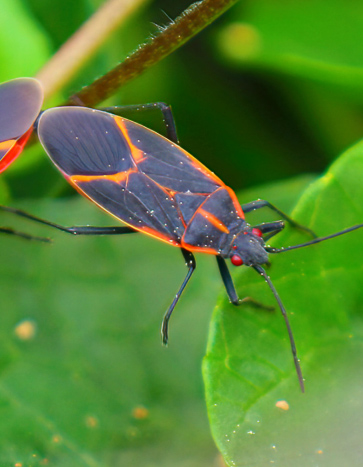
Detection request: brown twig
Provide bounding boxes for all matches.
[68,0,239,107]
[36,0,150,100]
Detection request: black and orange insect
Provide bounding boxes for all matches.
[0,77,43,173]
[0,77,48,242]
[9,104,359,392]
[13,104,363,391]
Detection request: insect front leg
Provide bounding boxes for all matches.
[161,248,196,345]
[102,102,179,144]
[242,200,317,238]
[216,256,274,310]
[252,220,285,241]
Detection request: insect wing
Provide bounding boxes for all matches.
[38,107,225,245]
[0,78,43,141]
[0,78,43,173]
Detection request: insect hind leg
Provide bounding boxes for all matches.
[0,226,50,242]
[0,205,136,236]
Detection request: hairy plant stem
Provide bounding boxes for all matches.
[68,0,239,107]
[36,0,149,100]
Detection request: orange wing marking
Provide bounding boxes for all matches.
[116,115,226,188]
[0,128,33,174]
[176,146,225,187]
[198,208,230,234]
[69,170,182,246]
[70,168,137,185]
[0,139,15,152]
[136,224,181,246]
[181,242,219,255]
[225,186,245,219]
[114,117,147,164]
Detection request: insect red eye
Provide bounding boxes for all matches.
[231,254,243,266]
[252,228,262,237]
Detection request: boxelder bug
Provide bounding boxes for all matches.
[12,104,360,392]
[0,103,363,391]
[0,77,43,173]
[0,77,49,242]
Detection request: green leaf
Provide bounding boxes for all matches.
[0,0,51,187]
[203,141,363,466]
[0,0,50,81]
[0,199,218,466]
[217,0,363,97]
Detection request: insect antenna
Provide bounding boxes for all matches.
[253,264,305,393]
[265,223,363,254]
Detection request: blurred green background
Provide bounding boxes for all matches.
[4,0,363,199]
[1,0,363,466]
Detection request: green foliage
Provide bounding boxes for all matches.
[220,0,363,92]
[0,199,218,466]
[215,0,363,178]
[204,140,363,466]
[0,0,50,81]
[1,0,363,465]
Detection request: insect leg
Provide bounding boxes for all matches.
[216,256,274,310]
[252,220,285,241]
[253,264,305,392]
[161,248,196,345]
[0,205,136,235]
[55,226,137,235]
[0,226,50,242]
[218,257,304,391]
[242,200,317,238]
[102,103,179,144]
